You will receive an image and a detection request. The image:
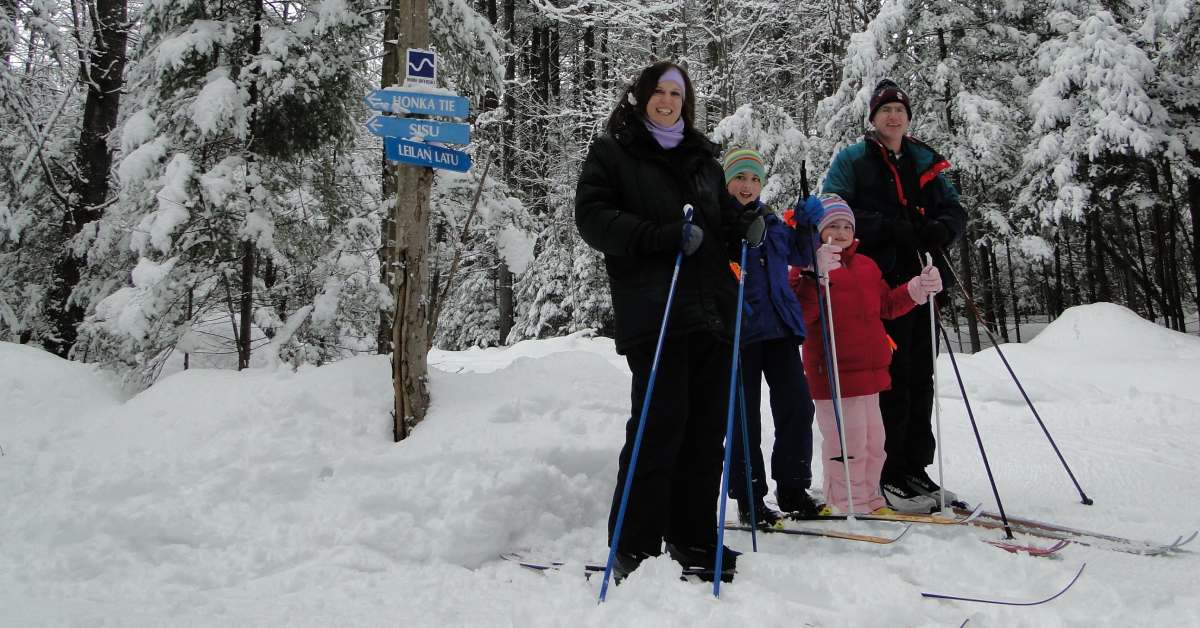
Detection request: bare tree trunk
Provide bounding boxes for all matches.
[238,240,254,369]
[1,0,15,66]
[1085,179,1112,303]
[1181,151,1200,330]
[377,1,403,355]
[391,0,433,441]
[959,227,980,352]
[236,0,265,371]
[1052,228,1064,316]
[46,0,127,358]
[1160,162,1184,330]
[1063,220,1081,307]
[989,246,1009,342]
[1166,177,1185,330]
[978,240,997,344]
[1005,239,1021,342]
[501,0,516,184]
[1124,190,1151,319]
[497,261,513,343]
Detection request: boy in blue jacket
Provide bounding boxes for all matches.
[724,148,819,524]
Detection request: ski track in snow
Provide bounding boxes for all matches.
[2,307,1199,626]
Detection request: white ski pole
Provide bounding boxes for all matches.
[821,238,855,514]
[924,252,946,513]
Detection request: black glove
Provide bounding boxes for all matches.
[919,221,951,250]
[680,222,704,256]
[892,219,918,249]
[738,211,766,248]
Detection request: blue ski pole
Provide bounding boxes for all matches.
[599,204,695,603]
[714,238,751,598]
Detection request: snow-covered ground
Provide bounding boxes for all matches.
[2,302,1198,627]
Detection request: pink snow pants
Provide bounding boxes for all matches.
[814,394,887,513]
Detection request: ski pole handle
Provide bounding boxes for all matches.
[682,203,694,223]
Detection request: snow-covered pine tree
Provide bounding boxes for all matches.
[1015,0,1172,313]
[812,0,909,173]
[1143,0,1200,324]
[0,2,92,346]
[713,103,811,207]
[430,167,533,349]
[79,0,374,383]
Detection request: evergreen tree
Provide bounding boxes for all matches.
[79,0,375,383]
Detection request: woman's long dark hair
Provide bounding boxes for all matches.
[605,61,696,136]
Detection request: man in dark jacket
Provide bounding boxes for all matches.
[821,78,969,513]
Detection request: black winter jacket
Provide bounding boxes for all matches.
[575,117,742,354]
[822,132,968,286]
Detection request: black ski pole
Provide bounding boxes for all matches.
[736,363,760,551]
[939,261,1092,506]
[938,321,1014,539]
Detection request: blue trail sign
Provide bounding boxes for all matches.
[364,89,470,118]
[365,116,471,145]
[385,137,472,172]
[406,49,437,86]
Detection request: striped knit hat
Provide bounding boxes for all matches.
[722,148,767,184]
[816,193,855,233]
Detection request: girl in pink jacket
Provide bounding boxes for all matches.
[790,194,941,513]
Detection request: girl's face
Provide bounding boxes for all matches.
[726,171,763,205]
[646,79,684,127]
[820,218,855,248]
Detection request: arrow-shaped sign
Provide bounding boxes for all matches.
[385,137,472,173]
[364,89,470,118]
[364,116,471,145]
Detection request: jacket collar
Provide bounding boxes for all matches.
[841,239,861,262]
[862,132,949,181]
[615,115,719,158]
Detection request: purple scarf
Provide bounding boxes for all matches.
[644,117,685,150]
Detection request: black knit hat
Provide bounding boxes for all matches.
[868,79,912,121]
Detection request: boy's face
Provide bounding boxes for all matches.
[820,218,855,248]
[726,171,763,206]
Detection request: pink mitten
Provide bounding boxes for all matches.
[906,276,928,304]
[816,243,842,276]
[921,265,943,295]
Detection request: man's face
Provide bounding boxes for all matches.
[872,102,910,144]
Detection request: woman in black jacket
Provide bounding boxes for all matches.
[575,61,762,581]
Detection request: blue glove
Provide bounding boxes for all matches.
[797,195,823,229]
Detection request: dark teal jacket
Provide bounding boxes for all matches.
[822,132,967,286]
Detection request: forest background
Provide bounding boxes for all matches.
[2,0,1197,399]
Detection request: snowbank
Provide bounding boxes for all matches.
[1,303,1198,626]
